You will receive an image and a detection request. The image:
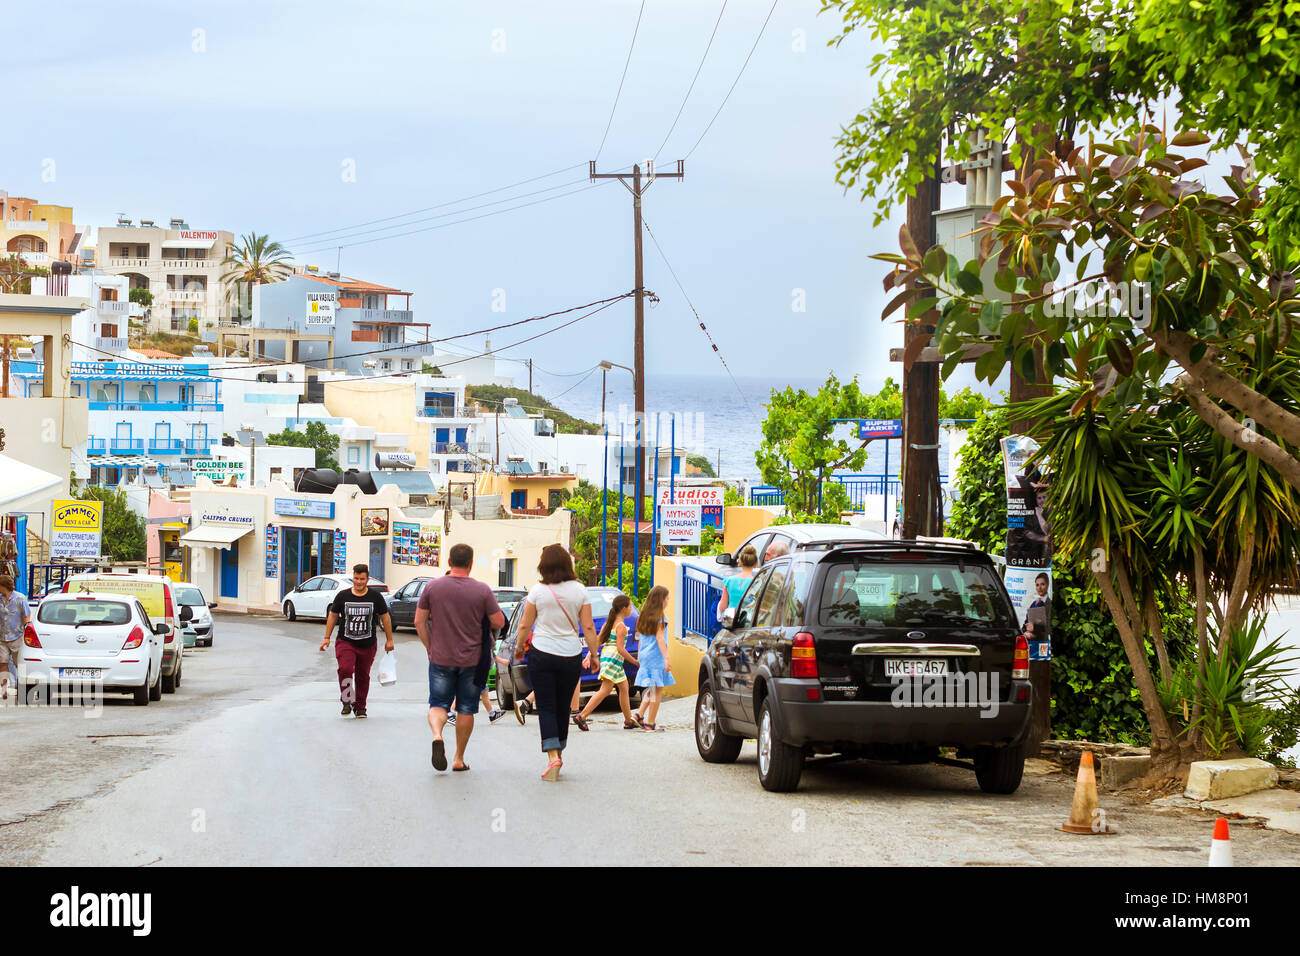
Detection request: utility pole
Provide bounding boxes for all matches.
[589,159,684,532]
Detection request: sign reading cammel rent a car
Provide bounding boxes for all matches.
[658,504,702,546]
[51,499,103,559]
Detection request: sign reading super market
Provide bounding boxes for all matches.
[51,499,104,559]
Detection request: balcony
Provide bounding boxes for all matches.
[87,438,107,456]
[88,402,223,412]
[432,441,490,455]
[148,438,184,455]
[95,337,128,352]
[184,438,216,455]
[356,309,412,323]
[418,405,473,418]
[109,437,144,454]
[97,300,129,316]
[163,290,207,302]
[105,258,153,268]
[351,329,379,343]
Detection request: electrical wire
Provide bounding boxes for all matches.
[594,0,647,161]
[682,0,779,160]
[654,0,728,161]
[281,163,588,244]
[641,217,761,422]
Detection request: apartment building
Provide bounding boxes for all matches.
[1,191,84,269]
[252,268,432,375]
[94,215,234,334]
[30,272,141,362]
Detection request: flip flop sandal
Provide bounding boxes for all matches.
[623,720,640,729]
[574,713,591,731]
[541,759,562,782]
[431,738,448,771]
[452,764,470,772]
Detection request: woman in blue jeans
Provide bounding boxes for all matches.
[514,545,599,781]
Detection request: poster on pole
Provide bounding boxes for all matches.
[51,499,103,559]
[658,504,702,546]
[1000,435,1052,660]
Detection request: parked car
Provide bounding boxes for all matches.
[715,523,887,571]
[22,593,168,705]
[174,583,217,647]
[492,587,528,619]
[386,577,433,630]
[282,575,389,622]
[695,540,1033,793]
[62,572,185,694]
[494,586,640,709]
[27,581,63,613]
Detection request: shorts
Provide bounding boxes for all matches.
[428,662,481,716]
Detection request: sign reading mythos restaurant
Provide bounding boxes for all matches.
[51,499,104,558]
[306,292,337,325]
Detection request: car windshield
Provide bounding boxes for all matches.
[39,600,132,626]
[176,587,205,606]
[495,589,526,605]
[818,560,1015,628]
[588,592,618,618]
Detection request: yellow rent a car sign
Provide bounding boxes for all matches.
[51,499,104,559]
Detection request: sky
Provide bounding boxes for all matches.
[5,0,997,397]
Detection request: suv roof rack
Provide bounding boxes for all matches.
[820,539,984,556]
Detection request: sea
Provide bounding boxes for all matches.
[539,372,958,485]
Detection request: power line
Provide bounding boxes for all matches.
[292,181,614,255]
[280,164,588,243]
[641,217,761,422]
[654,0,729,161]
[289,176,591,254]
[682,0,779,160]
[594,0,647,161]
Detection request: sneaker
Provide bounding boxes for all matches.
[341,703,352,716]
[513,699,526,725]
[446,712,457,725]
[489,709,507,723]
[354,709,367,718]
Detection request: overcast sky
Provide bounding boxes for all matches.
[6,0,1004,394]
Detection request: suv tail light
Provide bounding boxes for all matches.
[1013,634,1029,679]
[123,626,145,650]
[23,624,41,648]
[791,632,818,679]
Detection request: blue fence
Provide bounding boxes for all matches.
[682,563,726,647]
[749,473,948,511]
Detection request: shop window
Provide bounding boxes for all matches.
[498,559,515,588]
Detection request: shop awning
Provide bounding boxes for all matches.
[0,453,62,512]
[180,524,253,547]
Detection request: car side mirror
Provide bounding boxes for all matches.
[208,602,217,609]
[715,552,734,566]
[153,622,169,635]
[179,605,194,622]
[720,607,737,630]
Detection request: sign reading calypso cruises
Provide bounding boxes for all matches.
[199,511,255,526]
[51,499,103,558]
[306,292,337,325]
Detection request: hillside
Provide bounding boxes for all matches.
[464,384,600,434]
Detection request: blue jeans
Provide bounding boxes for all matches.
[428,662,481,716]
[526,649,582,753]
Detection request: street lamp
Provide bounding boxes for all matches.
[599,360,634,590]
[598,360,632,431]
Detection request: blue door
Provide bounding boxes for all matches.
[220,542,239,598]
[368,539,386,580]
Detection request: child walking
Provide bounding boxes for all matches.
[633,585,674,732]
[576,594,640,730]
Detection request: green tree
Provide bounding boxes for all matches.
[221,232,293,322]
[187,317,199,334]
[129,286,153,307]
[75,485,145,562]
[464,384,599,434]
[266,421,340,471]
[686,454,716,477]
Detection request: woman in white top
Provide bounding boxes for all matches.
[514,544,599,781]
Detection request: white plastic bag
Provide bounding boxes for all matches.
[377,650,398,687]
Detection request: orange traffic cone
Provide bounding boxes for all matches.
[1059,751,1112,834]
[1208,818,1233,867]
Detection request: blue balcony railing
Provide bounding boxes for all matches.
[87,438,107,455]
[110,438,144,454]
[88,401,223,412]
[184,439,216,455]
[148,439,184,455]
[418,405,472,418]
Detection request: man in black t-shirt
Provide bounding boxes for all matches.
[320,564,395,718]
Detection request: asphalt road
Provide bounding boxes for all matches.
[3,614,1299,866]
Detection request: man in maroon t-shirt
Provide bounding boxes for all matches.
[415,544,504,772]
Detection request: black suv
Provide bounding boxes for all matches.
[695,540,1032,793]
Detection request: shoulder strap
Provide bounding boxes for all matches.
[545,584,580,635]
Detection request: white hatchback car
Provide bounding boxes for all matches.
[281,574,389,622]
[174,583,216,647]
[21,593,168,705]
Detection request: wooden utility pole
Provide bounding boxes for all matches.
[589,159,684,527]
[2,335,10,398]
[900,149,943,539]
[527,359,533,396]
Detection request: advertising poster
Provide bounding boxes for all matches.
[658,504,702,546]
[392,521,420,566]
[51,499,103,559]
[333,531,348,574]
[265,525,279,578]
[1000,435,1052,660]
[417,527,441,567]
[657,485,725,529]
[360,508,389,536]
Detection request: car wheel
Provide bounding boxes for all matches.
[695,679,742,764]
[284,601,297,622]
[149,665,164,701]
[974,741,1026,794]
[134,670,151,706]
[756,698,804,792]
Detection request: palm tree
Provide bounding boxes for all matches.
[220,233,292,324]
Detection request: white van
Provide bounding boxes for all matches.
[62,573,185,693]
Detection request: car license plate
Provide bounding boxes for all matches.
[59,668,102,680]
[884,659,948,677]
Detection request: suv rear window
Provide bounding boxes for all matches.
[39,600,132,626]
[818,560,1014,628]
